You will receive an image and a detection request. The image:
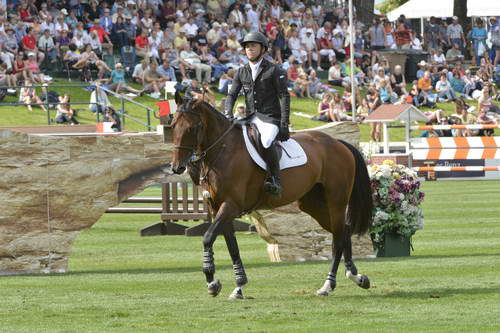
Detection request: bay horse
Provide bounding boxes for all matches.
[170,92,373,299]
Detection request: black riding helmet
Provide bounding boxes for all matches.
[241,31,268,50]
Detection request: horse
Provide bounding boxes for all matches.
[169,92,373,299]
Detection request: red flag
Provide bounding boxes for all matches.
[156,100,177,116]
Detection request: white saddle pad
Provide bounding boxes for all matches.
[242,125,307,170]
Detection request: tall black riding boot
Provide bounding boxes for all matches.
[262,142,282,196]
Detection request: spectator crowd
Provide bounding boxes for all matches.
[0,0,498,131]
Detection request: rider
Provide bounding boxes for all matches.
[225,31,290,196]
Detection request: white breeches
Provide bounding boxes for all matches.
[251,115,279,149]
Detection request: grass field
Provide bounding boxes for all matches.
[2,77,495,141]
[1,180,499,332]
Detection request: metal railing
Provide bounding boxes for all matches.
[100,86,155,131]
[0,83,155,131]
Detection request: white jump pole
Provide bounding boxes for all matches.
[349,0,356,121]
[383,122,390,154]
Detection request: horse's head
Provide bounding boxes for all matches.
[170,91,205,174]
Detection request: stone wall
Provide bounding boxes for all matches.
[0,128,172,275]
[0,121,369,274]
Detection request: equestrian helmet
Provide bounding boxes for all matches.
[241,31,268,50]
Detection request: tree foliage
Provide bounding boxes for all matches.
[375,0,410,15]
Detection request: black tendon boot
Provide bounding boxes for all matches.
[262,142,282,196]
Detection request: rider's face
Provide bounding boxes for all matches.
[245,42,263,62]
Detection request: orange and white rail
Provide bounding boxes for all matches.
[410,124,500,131]
[410,137,500,160]
[413,166,500,172]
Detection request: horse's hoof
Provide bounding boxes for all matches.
[316,289,329,296]
[207,279,222,297]
[358,275,370,289]
[228,287,244,300]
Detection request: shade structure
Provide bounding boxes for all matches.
[467,0,500,17]
[364,104,428,123]
[387,0,454,21]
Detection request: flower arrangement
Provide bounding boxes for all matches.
[368,160,425,248]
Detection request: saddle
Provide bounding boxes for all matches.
[246,123,283,161]
[237,120,308,171]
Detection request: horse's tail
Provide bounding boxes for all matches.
[339,140,373,235]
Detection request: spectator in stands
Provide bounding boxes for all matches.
[56,93,79,125]
[330,93,352,121]
[100,8,113,34]
[477,109,497,136]
[25,52,45,83]
[105,62,143,95]
[288,29,307,65]
[328,62,343,86]
[157,59,177,82]
[218,68,235,95]
[378,79,397,104]
[446,42,464,63]
[364,86,381,141]
[390,65,407,97]
[471,19,488,66]
[180,43,212,84]
[478,85,500,115]
[112,16,130,49]
[38,29,57,63]
[369,18,386,50]
[89,82,111,114]
[491,17,500,67]
[21,27,44,64]
[89,18,113,55]
[316,93,333,122]
[293,73,312,98]
[73,44,112,80]
[19,80,46,112]
[447,16,466,52]
[132,59,149,85]
[143,61,166,99]
[54,15,69,35]
[308,70,323,98]
[435,74,455,102]
[104,106,122,132]
[135,29,150,60]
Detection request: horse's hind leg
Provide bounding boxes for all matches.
[343,225,370,289]
[298,186,344,296]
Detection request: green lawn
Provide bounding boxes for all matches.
[1,78,493,141]
[1,180,499,332]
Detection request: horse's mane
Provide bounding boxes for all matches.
[197,101,230,125]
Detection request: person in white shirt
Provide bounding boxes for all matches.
[132,59,149,84]
[183,17,199,39]
[54,16,69,35]
[245,4,260,32]
[288,30,307,64]
[301,28,317,70]
[179,43,212,83]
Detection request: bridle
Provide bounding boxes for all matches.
[173,102,234,165]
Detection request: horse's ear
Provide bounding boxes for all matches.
[174,89,183,106]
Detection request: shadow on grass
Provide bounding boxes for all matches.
[356,252,500,263]
[350,286,500,300]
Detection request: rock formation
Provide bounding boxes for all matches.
[0,127,172,275]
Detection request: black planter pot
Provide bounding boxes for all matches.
[373,232,411,257]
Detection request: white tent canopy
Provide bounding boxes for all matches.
[467,0,500,17]
[387,0,454,21]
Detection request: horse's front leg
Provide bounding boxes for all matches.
[223,222,248,300]
[202,201,239,297]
